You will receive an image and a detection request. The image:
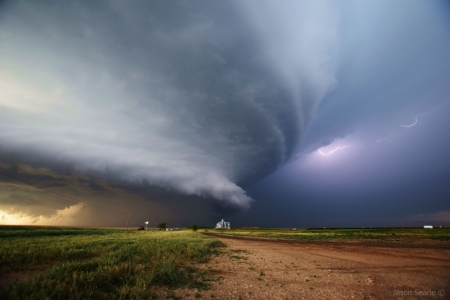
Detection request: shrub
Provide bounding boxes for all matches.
[158,222,167,229]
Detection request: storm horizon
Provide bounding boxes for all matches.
[1,0,450,228]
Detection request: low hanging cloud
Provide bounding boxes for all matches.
[0,1,339,207]
[0,204,86,226]
[0,163,177,226]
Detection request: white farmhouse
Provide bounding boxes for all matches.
[216,219,231,229]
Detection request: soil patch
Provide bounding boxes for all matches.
[158,234,450,299]
[0,269,44,290]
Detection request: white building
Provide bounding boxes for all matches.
[216,219,230,229]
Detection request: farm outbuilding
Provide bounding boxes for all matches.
[216,219,230,229]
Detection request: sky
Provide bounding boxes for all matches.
[1,0,449,227]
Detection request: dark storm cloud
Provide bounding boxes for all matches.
[301,0,450,153]
[226,0,450,227]
[0,0,339,208]
[2,0,449,227]
[0,163,176,226]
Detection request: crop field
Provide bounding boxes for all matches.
[205,227,450,242]
[0,226,224,299]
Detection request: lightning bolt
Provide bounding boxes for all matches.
[318,146,350,156]
[376,131,393,143]
[376,103,444,143]
[401,112,429,128]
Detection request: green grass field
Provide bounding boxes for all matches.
[204,227,450,242]
[0,226,224,299]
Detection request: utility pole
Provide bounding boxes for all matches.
[126,213,131,229]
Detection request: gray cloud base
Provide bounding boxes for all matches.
[0,1,338,207]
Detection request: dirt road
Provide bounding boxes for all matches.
[162,234,450,300]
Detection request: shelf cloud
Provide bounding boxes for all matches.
[0,0,339,207]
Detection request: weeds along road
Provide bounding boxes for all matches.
[168,233,450,300]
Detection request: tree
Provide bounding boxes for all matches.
[157,222,166,229]
[191,224,198,231]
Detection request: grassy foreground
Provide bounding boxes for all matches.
[0,226,224,299]
[204,227,450,242]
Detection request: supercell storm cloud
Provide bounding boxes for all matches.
[1,0,450,227]
[0,1,338,207]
